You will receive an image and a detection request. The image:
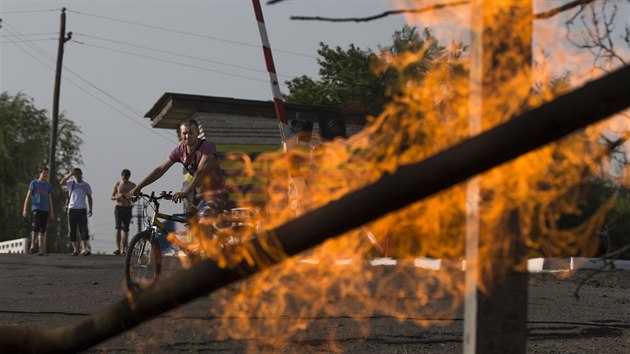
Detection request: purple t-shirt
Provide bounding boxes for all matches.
[168,139,225,190]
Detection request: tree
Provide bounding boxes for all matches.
[285,43,384,114]
[562,0,629,72]
[284,25,451,115]
[375,25,455,98]
[0,92,83,252]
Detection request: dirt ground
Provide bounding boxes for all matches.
[0,253,628,353]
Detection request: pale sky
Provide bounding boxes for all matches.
[1,0,407,253]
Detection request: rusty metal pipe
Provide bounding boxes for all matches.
[1,64,629,353]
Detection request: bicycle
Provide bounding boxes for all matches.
[124,191,259,291]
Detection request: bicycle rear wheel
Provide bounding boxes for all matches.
[125,230,162,291]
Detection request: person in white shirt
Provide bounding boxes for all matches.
[60,168,93,256]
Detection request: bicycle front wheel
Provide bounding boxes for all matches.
[125,230,162,291]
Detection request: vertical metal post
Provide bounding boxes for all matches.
[463,1,482,346]
[251,0,289,151]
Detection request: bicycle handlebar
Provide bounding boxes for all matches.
[136,191,173,203]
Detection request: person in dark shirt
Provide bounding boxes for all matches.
[22,166,54,256]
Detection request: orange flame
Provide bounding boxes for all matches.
[169,1,629,350]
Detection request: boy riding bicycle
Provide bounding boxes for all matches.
[127,118,229,214]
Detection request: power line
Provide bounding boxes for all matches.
[71,39,271,84]
[2,6,302,143]
[65,8,316,59]
[1,19,179,145]
[0,38,54,44]
[73,32,292,79]
[3,24,173,142]
[2,21,56,61]
[61,64,145,116]
[1,21,58,73]
[0,9,57,14]
[0,27,57,43]
[58,70,179,144]
[4,7,299,97]
[1,32,57,37]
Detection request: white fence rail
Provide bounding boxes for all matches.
[297,256,630,272]
[0,238,29,254]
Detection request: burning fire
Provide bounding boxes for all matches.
[164,1,629,350]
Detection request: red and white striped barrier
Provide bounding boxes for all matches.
[252,0,288,149]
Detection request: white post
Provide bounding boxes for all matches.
[463,1,483,352]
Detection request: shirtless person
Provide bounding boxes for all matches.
[111,169,136,255]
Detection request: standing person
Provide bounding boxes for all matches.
[60,168,93,256]
[127,119,228,213]
[110,169,136,255]
[22,166,54,256]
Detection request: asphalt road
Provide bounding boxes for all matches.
[0,253,628,353]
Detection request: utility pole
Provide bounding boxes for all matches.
[48,7,72,181]
[47,8,72,247]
